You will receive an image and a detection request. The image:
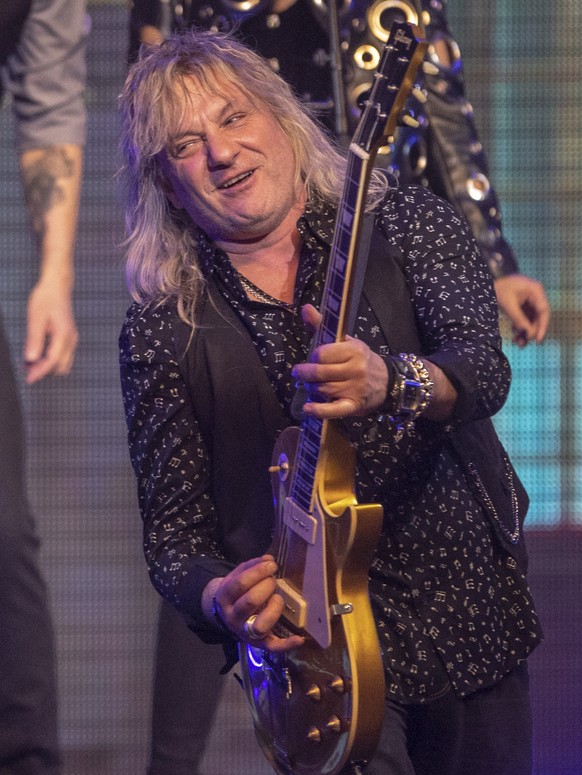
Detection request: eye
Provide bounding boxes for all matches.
[171,136,203,158]
[224,112,246,127]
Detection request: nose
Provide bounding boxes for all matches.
[205,130,238,168]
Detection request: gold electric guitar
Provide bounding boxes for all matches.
[240,21,427,775]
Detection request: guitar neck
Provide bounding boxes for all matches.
[290,151,372,510]
[317,150,372,349]
[289,21,428,512]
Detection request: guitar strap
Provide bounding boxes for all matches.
[346,210,375,336]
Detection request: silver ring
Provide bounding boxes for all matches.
[243,614,261,641]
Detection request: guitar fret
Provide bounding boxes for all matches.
[326,293,341,314]
[340,208,354,229]
[320,324,336,346]
[291,416,322,507]
[324,285,345,308]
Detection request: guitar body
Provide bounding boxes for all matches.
[240,424,385,775]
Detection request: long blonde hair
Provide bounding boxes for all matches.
[118,30,390,325]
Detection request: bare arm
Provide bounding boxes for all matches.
[7,1,87,382]
[20,142,82,383]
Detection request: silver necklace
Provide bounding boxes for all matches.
[236,270,296,311]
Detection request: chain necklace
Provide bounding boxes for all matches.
[236,270,296,311]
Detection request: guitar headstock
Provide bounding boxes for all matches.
[352,21,428,157]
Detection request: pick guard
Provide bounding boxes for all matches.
[278,495,331,647]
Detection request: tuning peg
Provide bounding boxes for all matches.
[412,87,427,104]
[422,61,440,76]
[401,114,420,129]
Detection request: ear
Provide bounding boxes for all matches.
[157,153,184,210]
[159,172,183,210]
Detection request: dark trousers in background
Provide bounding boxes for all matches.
[0,316,61,774]
[148,600,224,775]
[366,662,532,775]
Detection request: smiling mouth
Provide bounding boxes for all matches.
[218,170,254,190]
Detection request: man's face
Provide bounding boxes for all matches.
[160,76,302,248]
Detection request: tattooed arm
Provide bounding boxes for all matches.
[4,0,88,382]
[19,143,83,383]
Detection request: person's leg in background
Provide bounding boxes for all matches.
[148,599,225,775]
[0,316,61,775]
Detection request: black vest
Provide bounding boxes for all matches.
[173,228,529,571]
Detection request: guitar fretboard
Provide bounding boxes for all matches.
[287,21,426,514]
[290,151,368,511]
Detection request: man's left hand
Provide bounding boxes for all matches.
[292,304,389,419]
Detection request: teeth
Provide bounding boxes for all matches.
[221,171,251,189]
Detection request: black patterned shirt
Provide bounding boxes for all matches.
[120,185,542,703]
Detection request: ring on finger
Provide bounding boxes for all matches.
[243,614,261,641]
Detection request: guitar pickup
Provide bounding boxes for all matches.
[283,498,317,544]
[277,578,307,630]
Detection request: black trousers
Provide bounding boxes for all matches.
[147,601,224,775]
[0,317,60,774]
[365,663,532,775]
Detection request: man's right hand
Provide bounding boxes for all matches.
[202,555,305,651]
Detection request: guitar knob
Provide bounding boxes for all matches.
[306,726,322,743]
[326,715,342,734]
[306,684,322,702]
[329,676,346,694]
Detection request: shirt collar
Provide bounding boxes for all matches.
[298,201,336,247]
